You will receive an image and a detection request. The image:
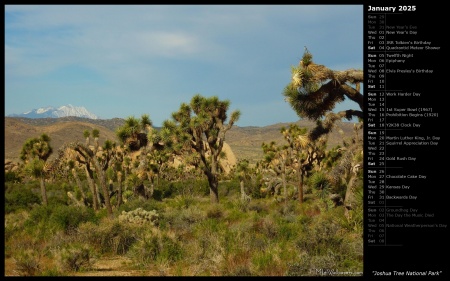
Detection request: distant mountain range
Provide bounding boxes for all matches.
[7,104,98,119]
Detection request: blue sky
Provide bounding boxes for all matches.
[5,5,363,127]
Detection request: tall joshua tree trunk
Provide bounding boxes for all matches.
[207,173,219,203]
[39,177,48,206]
[117,171,123,208]
[84,165,99,211]
[92,156,113,217]
[72,168,87,205]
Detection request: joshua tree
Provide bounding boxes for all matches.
[283,47,363,140]
[77,153,100,211]
[281,124,326,204]
[83,130,90,146]
[68,159,88,205]
[162,94,241,203]
[20,133,53,206]
[116,114,152,151]
[328,122,364,218]
[261,141,293,202]
[235,158,252,202]
[71,130,118,217]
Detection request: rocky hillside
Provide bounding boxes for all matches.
[4,117,120,162]
[4,117,360,166]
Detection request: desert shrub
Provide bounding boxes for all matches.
[150,188,164,201]
[161,204,205,232]
[4,211,30,249]
[128,230,183,267]
[246,175,264,199]
[169,194,196,209]
[206,204,224,219]
[277,200,299,216]
[225,204,249,223]
[247,201,268,214]
[45,182,71,205]
[77,219,142,255]
[122,189,134,202]
[277,220,299,241]
[7,232,41,256]
[190,219,227,269]
[24,204,53,228]
[95,208,110,221]
[221,229,262,275]
[5,186,40,213]
[47,195,69,206]
[176,178,211,197]
[154,180,178,199]
[249,233,268,252]
[187,178,210,196]
[231,198,250,212]
[285,261,309,276]
[218,179,239,197]
[54,243,93,272]
[37,267,63,276]
[12,249,41,276]
[155,178,210,200]
[5,171,22,183]
[180,205,206,224]
[49,205,98,232]
[252,216,278,239]
[224,264,253,276]
[251,249,281,276]
[295,216,344,256]
[159,235,183,262]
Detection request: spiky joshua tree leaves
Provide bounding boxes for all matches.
[116,114,152,151]
[283,48,363,141]
[163,94,241,204]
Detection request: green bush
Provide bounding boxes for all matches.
[153,178,210,200]
[55,243,93,272]
[4,212,31,251]
[154,180,178,200]
[128,231,183,266]
[206,205,224,219]
[251,251,276,275]
[248,201,268,214]
[5,187,40,213]
[49,205,98,232]
[5,171,22,183]
[25,205,53,227]
[77,219,141,255]
[218,179,239,197]
[296,216,344,256]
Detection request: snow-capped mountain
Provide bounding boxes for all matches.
[8,104,98,119]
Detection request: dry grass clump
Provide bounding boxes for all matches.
[54,243,94,272]
[13,249,41,276]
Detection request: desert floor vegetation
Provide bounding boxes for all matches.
[4,177,363,277]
